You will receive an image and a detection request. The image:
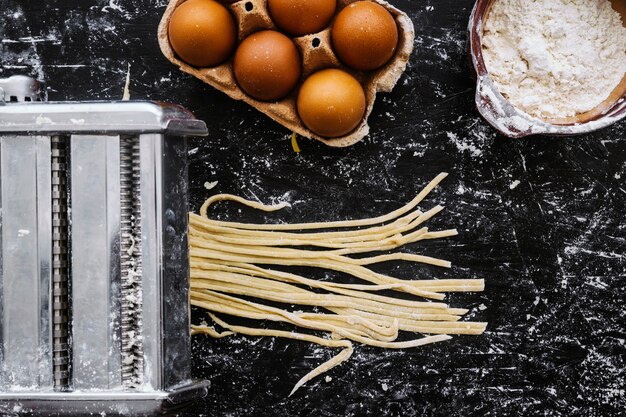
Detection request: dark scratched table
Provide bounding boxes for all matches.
[1,0,625,416]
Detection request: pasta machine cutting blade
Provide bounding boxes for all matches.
[0,75,209,416]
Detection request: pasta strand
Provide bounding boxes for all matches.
[189,173,486,394]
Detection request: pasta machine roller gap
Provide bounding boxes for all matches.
[0,75,209,416]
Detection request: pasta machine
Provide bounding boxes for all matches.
[0,75,210,416]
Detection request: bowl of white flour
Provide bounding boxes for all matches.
[468,0,626,138]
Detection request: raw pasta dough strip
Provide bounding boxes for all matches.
[190,222,454,256]
[192,290,477,341]
[211,225,456,263]
[191,269,452,311]
[193,260,476,307]
[191,264,481,304]
[421,230,460,240]
[192,293,382,337]
[189,220,456,250]
[191,273,465,320]
[193,303,390,343]
[329,308,487,335]
[325,313,484,335]
[190,325,233,338]
[192,292,482,338]
[192,202,428,242]
[191,295,395,342]
[189,173,487,393]
[354,253,450,268]
[190,208,426,246]
[199,173,448,230]
[190,280,462,321]
[189,238,452,269]
[192,208,423,241]
[190,252,445,300]
[288,345,353,397]
[191,259,416,293]
[190,204,440,244]
[190,251,445,300]
[204,313,355,397]
[192,289,481,337]
[203,313,353,349]
[294,312,484,336]
[191,274,480,308]
[192,290,454,348]
[192,291,377,334]
[296,313,400,341]
[190,248,449,298]
[191,259,478,293]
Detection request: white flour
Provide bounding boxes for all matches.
[481,0,626,119]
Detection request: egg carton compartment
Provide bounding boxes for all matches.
[158,0,415,147]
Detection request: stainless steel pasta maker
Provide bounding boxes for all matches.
[0,75,209,416]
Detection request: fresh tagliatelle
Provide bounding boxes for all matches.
[189,173,486,395]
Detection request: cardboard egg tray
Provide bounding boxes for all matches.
[158,0,415,147]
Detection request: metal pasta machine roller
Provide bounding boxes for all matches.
[0,75,209,416]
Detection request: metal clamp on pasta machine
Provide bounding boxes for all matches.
[0,75,209,416]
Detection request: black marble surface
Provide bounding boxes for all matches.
[1,0,625,416]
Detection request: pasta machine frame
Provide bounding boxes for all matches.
[0,75,209,416]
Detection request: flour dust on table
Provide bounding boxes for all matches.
[0,0,624,415]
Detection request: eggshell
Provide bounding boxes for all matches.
[297,69,366,137]
[331,1,398,71]
[233,30,302,101]
[268,0,337,36]
[168,0,236,68]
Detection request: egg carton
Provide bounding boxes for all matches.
[158,0,415,147]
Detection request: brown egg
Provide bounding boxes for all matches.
[331,1,398,71]
[233,30,302,101]
[297,69,366,137]
[168,0,236,68]
[268,0,337,36]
